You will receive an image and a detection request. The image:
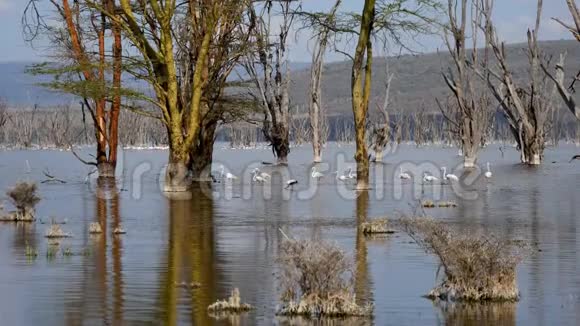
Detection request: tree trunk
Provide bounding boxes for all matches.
[351,0,375,190]
[310,98,322,163]
[463,155,476,168]
[108,0,122,171]
[272,124,290,164]
[165,144,190,192]
[190,122,217,181]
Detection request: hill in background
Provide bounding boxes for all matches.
[1,40,578,118]
[289,40,580,117]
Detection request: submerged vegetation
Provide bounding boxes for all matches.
[359,218,394,235]
[45,224,71,239]
[88,222,103,234]
[207,288,253,313]
[401,218,529,302]
[276,239,372,318]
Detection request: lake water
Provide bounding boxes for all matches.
[0,143,579,325]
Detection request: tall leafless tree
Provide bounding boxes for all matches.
[245,0,301,164]
[482,0,559,164]
[300,0,342,163]
[541,0,579,120]
[371,59,394,162]
[439,0,492,168]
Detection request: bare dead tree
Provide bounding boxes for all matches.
[371,59,394,162]
[413,108,428,147]
[553,0,580,41]
[539,0,579,120]
[0,98,7,131]
[438,0,492,167]
[481,0,559,164]
[300,0,342,162]
[244,0,301,164]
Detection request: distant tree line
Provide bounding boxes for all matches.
[1,102,577,149]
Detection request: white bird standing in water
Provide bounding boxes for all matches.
[484,162,492,178]
[311,167,324,179]
[441,167,459,182]
[399,167,411,180]
[347,168,356,179]
[252,170,265,183]
[422,172,439,183]
[220,166,237,180]
[252,168,270,180]
[332,171,348,181]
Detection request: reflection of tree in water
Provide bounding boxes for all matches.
[11,221,37,255]
[157,188,218,326]
[64,178,124,325]
[95,178,124,325]
[434,302,516,326]
[354,190,371,307]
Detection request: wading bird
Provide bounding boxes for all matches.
[399,167,411,180]
[220,166,237,180]
[332,171,348,181]
[311,167,324,179]
[347,168,356,179]
[441,167,459,182]
[484,162,492,179]
[252,168,271,180]
[285,179,298,189]
[422,172,439,183]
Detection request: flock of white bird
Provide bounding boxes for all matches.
[214,162,493,189]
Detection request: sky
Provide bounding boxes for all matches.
[0,0,574,63]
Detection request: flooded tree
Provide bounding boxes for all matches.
[0,98,7,130]
[541,0,579,121]
[439,0,492,168]
[26,0,254,190]
[482,0,560,165]
[330,0,441,188]
[244,0,301,164]
[350,0,375,190]
[299,0,342,163]
[24,0,123,178]
[370,60,394,162]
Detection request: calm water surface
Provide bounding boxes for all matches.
[0,143,579,325]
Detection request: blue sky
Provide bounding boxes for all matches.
[0,0,574,63]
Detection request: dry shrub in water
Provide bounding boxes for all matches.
[359,218,394,235]
[6,182,41,220]
[45,224,71,238]
[207,288,253,313]
[437,201,458,208]
[401,218,528,302]
[276,239,372,318]
[89,222,103,234]
[422,200,436,208]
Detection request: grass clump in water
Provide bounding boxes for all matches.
[89,222,103,234]
[422,200,436,208]
[45,223,72,238]
[62,246,73,257]
[207,288,253,313]
[359,218,394,235]
[2,182,41,221]
[113,225,126,235]
[276,238,373,318]
[437,201,458,208]
[401,217,528,302]
[25,242,38,258]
